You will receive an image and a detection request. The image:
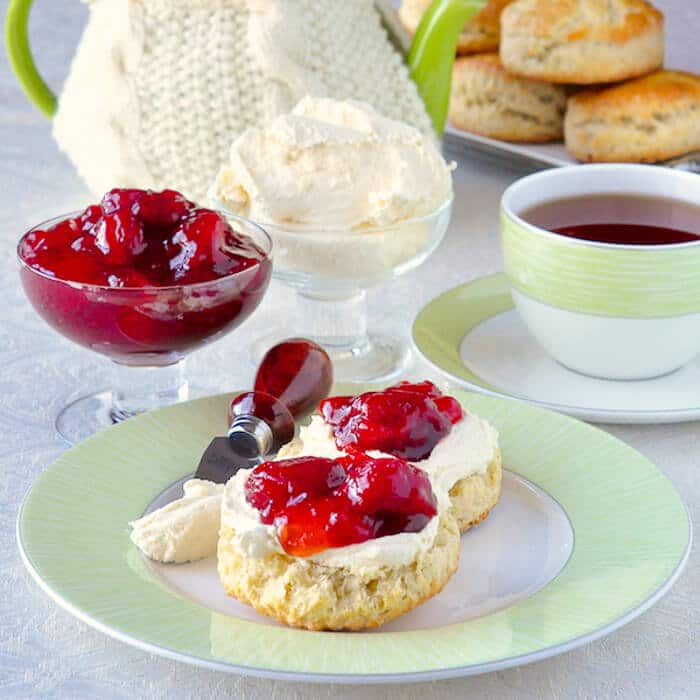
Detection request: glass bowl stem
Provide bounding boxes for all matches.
[110,359,189,421]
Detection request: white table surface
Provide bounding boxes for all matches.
[1,3,698,698]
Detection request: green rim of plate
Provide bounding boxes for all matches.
[413,272,513,394]
[18,385,690,681]
[411,273,700,421]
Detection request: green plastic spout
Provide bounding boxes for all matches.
[408,0,486,136]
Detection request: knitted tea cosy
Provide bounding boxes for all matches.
[53,0,432,202]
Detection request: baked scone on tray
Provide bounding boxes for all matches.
[450,53,567,143]
[500,0,664,84]
[565,70,700,163]
[218,454,460,631]
[399,0,514,54]
[279,381,502,534]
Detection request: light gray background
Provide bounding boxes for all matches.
[1,2,698,698]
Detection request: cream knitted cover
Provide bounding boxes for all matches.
[54,0,432,202]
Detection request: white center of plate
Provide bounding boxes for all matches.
[143,471,573,632]
[460,309,700,415]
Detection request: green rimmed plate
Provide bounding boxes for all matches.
[413,273,700,424]
[17,388,691,683]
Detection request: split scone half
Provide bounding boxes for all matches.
[218,459,460,631]
[449,445,502,533]
[279,400,502,534]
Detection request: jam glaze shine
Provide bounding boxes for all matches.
[320,381,464,462]
[19,188,267,287]
[244,453,438,557]
[242,382,464,557]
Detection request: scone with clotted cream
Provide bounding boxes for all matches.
[217,453,460,630]
[280,381,502,533]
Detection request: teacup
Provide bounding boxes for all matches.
[500,164,700,380]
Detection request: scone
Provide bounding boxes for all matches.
[500,0,664,84]
[565,70,700,163]
[399,0,514,54]
[449,448,502,532]
[280,381,502,534]
[218,455,460,631]
[450,53,566,142]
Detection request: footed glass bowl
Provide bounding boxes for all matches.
[18,212,272,443]
[213,198,453,382]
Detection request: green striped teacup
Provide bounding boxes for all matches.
[500,164,700,380]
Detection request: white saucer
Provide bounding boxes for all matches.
[413,273,700,424]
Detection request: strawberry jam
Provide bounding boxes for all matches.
[19,188,266,286]
[319,381,463,462]
[245,454,437,557]
[18,189,272,363]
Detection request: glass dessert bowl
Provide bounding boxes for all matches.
[18,189,272,444]
[215,197,453,382]
[209,97,455,382]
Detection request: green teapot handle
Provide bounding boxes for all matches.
[5,0,57,117]
[408,0,486,135]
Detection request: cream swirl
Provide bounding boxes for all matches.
[209,96,453,229]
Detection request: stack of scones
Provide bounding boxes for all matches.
[399,0,700,162]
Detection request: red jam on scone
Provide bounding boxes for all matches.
[319,380,464,461]
[245,454,438,557]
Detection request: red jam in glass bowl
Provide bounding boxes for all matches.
[319,380,464,462]
[245,453,438,557]
[17,189,272,365]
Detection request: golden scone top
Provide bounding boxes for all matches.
[458,0,514,52]
[564,69,700,162]
[499,0,664,84]
[399,0,514,54]
[501,0,663,41]
[569,70,700,117]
